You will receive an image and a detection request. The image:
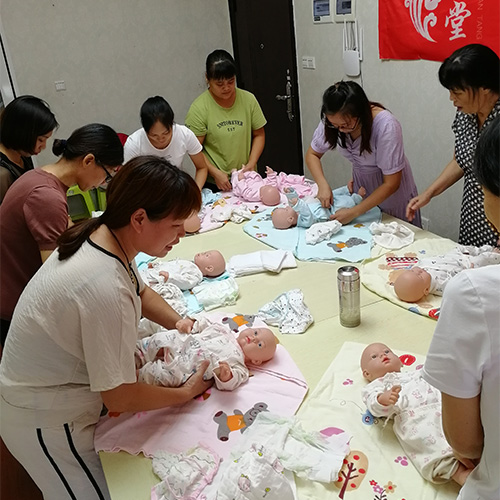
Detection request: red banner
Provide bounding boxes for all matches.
[379,0,500,61]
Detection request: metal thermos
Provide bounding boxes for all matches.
[337,266,361,327]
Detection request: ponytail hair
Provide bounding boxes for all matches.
[58,155,201,260]
[52,123,123,167]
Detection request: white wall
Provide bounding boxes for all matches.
[0,0,232,178]
[1,0,462,240]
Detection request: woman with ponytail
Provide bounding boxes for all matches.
[0,123,123,346]
[0,156,211,500]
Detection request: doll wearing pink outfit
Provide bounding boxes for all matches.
[360,343,472,486]
[231,165,316,206]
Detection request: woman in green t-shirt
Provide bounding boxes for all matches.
[185,49,267,191]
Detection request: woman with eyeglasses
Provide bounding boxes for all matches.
[306,81,421,227]
[406,44,499,247]
[0,123,123,346]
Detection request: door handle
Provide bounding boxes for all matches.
[275,70,294,122]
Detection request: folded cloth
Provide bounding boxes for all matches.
[192,276,239,311]
[305,220,342,245]
[369,221,415,249]
[227,250,297,277]
[258,289,313,334]
[211,204,253,224]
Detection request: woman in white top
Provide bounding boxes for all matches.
[0,156,212,500]
[124,96,208,189]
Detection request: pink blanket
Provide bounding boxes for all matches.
[94,314,308,459]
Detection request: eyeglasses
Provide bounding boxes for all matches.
[97,162,114,183]
[323,116,360,132]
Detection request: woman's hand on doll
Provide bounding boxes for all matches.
[176,317,195,333]
[213,168,232,192]
[377,385,401,406]
[214,361,233,382]
[316,182,333,208]
[182,360,213,398]
[330,207,359,225]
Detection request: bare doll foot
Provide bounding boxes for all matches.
[358,186,367,198]
[452,462,473,486]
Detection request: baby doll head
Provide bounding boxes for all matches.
[393,267,432,303]
[184,212,201,234]
[260,185,281,206]
[271,206,298,229]
[360,343,403,382]
[237,327,278,365]
[194,250,226,277]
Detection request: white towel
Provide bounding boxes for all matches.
[227,250,297,277]
[305,220,342,245]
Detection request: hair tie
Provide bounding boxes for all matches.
[60,139,67,151]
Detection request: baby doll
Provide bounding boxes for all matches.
[360,343,472,486]
[231,165,316,206]
[193,250,226,277]
[135,316,278,391]
[271,185,365,229]
[393,244,500,302]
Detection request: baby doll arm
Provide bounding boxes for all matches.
[362,380,400,417]
[212,361,249,391]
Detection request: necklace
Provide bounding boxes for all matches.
[109,229,138,292]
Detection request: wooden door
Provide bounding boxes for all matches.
[229,0,304,175]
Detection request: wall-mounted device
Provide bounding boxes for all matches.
[312,0,333,23]
[334,0,355,23]
[343,20,362,77]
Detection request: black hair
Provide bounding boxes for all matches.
[0,95,58,153]
[57,155,201,260]
[321,81,385,155]
[475,115,500,197]
[140,96,175,134]
[52,123,123,167]
[206,49,237,81]
[439,44,500,94]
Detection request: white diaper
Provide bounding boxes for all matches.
[305,220,342,245]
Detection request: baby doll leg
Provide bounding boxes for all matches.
[357,186,366,197]
[451,462,473,486]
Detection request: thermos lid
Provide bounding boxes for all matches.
[337,266,360,281]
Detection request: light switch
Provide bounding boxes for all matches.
[302,56,316,70]
[55,81,66,91]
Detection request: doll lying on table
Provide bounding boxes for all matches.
[360,343,472,486]
[144,249,227,291]
[135,316,278,391]
[392,244,500,302]
[231,165,317,206]
[271,184,366,229]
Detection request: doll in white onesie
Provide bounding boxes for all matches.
[393,245,500,302]
[135,316,277,391]
[360,343,472,486]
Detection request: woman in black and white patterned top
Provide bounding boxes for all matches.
[406,44,499,247]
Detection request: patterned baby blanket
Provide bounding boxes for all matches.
[243,206,381,262]
[94,312,308,460]
[294,342,460,500]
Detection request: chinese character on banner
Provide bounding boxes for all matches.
[379,0,499,61]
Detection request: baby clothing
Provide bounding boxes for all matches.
[417,244,500,296]
[258,289,313,334]
[227,250,296,277]
[286,186,362,228]
[151,444,221,500]
[140,259,203,290]
[305,220,342,245]
[362,370,457,483]
[135,317,249,391]
[369,221,415,249]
